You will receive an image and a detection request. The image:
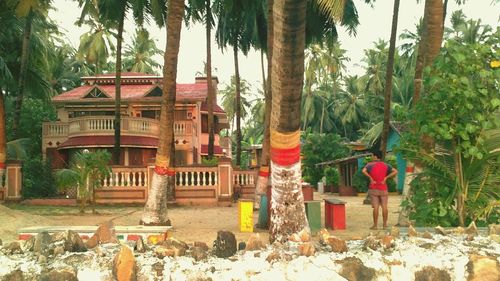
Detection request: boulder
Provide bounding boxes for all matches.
[134,236,147,253]
[1,269,24,281]
[435,226,450,236]
[155,246,175,258]
[191,246,208,261]
[53,246,65,256]
[4,241,23,254]
[298,229,311,242]
[87,221,119,247]
[113,245,137,281]
[465,222,478,236]
[33,232,52,255]
[246,234,264,251]
[390,226,400,238]
[490,234,500,243]
[40,268,78,281]
[363,236,380,251]
[337,257,376,281]
[414,266,451,281]
[51,230,87,252]
[265,251,281,263]
[408,225,418,237]
[381,235,395,249]
[467,254,500,281]
[298,242,315,257]
[421,231,433,239]
[85,235,99,249]
[318,228,330,244]
[213,230,237,258]
[193,241,209,251]
[454,226,465,234]
[159,238,188,257]
[327,236,348,253]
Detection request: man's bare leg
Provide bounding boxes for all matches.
[381,195,389,228]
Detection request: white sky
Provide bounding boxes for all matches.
[50,0,499,91]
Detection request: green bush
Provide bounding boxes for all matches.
[22,157,57,198]
[323,166,339,186]
[201,157,218,166]
[352,169,369,192]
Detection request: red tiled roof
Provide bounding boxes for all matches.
[53,83,209,102]
[200,101,225,113]
[200,144,224,155]
[90,72,153,77]
[58,136,158,149]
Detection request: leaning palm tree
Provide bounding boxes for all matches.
[141,0,184,225]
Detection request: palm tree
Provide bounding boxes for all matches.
[141,0,184,225]
[123,28,163,74]
[219,76,251,130]
[380,0,400,158]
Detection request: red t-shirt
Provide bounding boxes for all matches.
[365,161,393,191]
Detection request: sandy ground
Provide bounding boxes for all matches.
[0,192,402,244]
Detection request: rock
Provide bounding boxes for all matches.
[265,251,281,263]
[51,230,87,252]
[91,221,119,245]
[414,266,451,281]
[488,224,500,235]
[390,226,400,238]
[159,238,188,257]
[466,234,475,241]
[191,246,208,261]
[53,246,65,256]
[337,257,376,281]
[33,231,52,255]
[363,236,380,251]
[408,225,418,237]
[254,252,260,258]
[22,236,34,252]
[298,242,315,257]
[467,254,500,281]
[318,228,330,244]
[419,243,434,250]
[155,246,175,258]
[454,226,465,234]
[298,229,311,242]
[490,234,500,243]
[288,233,301,242]
[421,231,433,239]
[134,236,147,253]
[85,234,99,249]
[212,230,237,258]
[194,241,209,251]
[381,235,395,249]
[113,245,137,281]
[40,268,78,281]
[465,222,478,236]
[151,261,164,279]
[327,236,348,253]
[1,269,24,281]
[38,255,48,264]
[435,226,449,236]
[4,241,23,254]
[238,242,246,251]
[246,233,264,251]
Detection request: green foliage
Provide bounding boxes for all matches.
[352,169,369,192]
[201,157,218,166]
[22,157,57,198]
[301,133,349,184]
[323,166,339,186]
[55,150,111,213]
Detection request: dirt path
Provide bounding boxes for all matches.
[0,193,402,244]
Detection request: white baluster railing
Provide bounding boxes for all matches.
[102,167,148,188]
[175,167,218,188]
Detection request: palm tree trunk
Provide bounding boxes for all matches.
[0,91,6,187]
[233,45,242,166]
[141,0,185,225]
[269,0,309,243]
[380,0,400,159]
[113,9,126,165]
[255,0,274,197]
[260,50,266,95]
[12,9,34,139]
[206,0,215,158]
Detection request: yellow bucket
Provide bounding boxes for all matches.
[238,200,254,232]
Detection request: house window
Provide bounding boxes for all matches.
[142,110,160,119]
[201,115,208,133]
[84,87,108,98]
[174,110,188,121]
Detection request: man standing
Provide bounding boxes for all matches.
[362,150,398,230]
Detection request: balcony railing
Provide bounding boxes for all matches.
[43,116,194,139]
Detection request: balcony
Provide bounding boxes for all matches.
[43,116,194,139]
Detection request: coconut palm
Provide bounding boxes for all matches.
[141,0,184,225]
[219,76,251,130]
[123,28,163,74]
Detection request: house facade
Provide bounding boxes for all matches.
[42,73,231,169]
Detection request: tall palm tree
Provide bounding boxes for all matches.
[219,76,251,129]
[141,0,183,225]
[380,0,400,158]
[268,0,309,243]
[123,28,163,74]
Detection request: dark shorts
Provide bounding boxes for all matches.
[369,189,388,208]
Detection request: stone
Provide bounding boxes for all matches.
[194,241,209,251]
[134,236,147,253]
[265,251,281,263]
[466,234,475,241]
[22,236,35,252]
[288,233,301,242]
[421,231,433,239]
[435,226,449,236]
[488,224,500,235]
[465,222,478,236]
[155,246,175,258]
[489,234,500,243]
[161,238,189,251]
[33,231,52,255]
[408,225,418,237]
[85,234,99,249]
[191,246,208,261]
[238,242,246,251]
[390,226,400,238]
[246,233,264,251]
[363,236,380,251]
[454,226,465,234]
[298,229,311,242]
[53,246,65,256]
[1,269,24,281]
[337,257,376,281]
[51,230,87,252]
[326,236,348,253]
[40,268,78,281]
[414,266,451,281]
[381,235,395,249]
[4,241,23,254]
[38,255,48,264]
[151,262,164,279]
[467,254,500,281]
[419,243,434,250]
[298,242,315,257]
[318,228,330,244]
[113,245,137,281]
[212,230,237,258]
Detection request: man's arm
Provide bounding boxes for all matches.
[382,168,398,184]
[362,167,375,184]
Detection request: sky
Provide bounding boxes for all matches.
[49,0,499,91]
